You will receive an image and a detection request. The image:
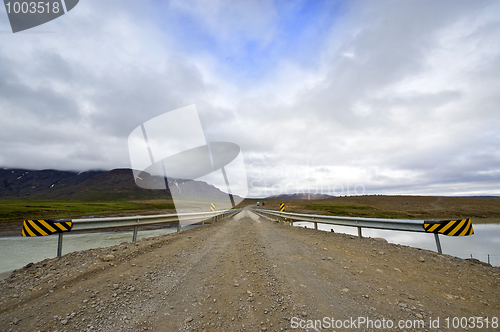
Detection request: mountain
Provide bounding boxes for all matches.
[0,168,235,201]
[265,193,333,200]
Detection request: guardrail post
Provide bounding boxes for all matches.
[57,233,63,257]
[434,233,442,254]
[358,227,362,239]
[132,225,138,242]
[314,222,318,230]
[177,221,181,233]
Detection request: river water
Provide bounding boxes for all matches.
[0,226,194,274]
[293,222,500,267]
[1,220,499,274]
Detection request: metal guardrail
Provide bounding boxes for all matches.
[251,209,469,254]
[52,209,240,257]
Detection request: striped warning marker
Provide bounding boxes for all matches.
[22,219,73,237]
[423,218,474,236]
[210,203,215,212]
[280,203,285,212]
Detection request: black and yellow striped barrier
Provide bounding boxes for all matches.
[22,219,73,237]
[423,218,474,236]
[280,203,285,212]
[210,203,215,212]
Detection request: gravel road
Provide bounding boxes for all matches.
[1,208,499,331]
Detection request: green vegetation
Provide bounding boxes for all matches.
[305,203,418,219]
[0,199,175,222]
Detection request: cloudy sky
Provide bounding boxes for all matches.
[1,0,499,197]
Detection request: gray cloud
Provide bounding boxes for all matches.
[0,0,499,196]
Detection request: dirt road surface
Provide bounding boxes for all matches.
[1,209,499,331]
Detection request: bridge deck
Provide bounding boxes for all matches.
[1,209,499,331]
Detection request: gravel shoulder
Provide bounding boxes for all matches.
[1,209,499,331]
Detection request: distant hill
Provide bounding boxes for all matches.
[265,193,333,200]
[0,168,235,201]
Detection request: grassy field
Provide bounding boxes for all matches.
[3,196,499,224]
[304,203,412,219]
[250,196,500,224]
[0,199,175,222]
